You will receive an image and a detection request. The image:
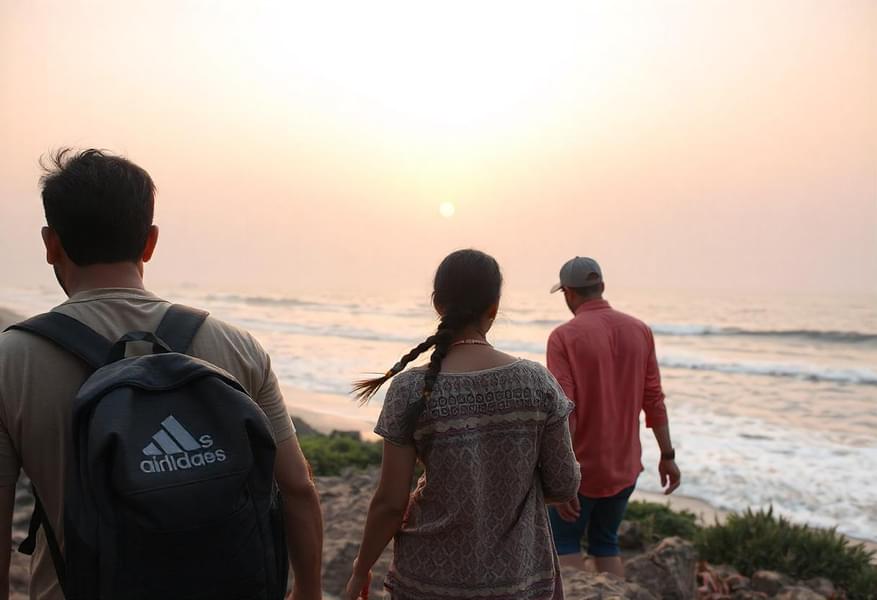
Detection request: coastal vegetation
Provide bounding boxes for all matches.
[624,500,700,543]
[296,426,382,476]
[695,507,877,599]
[624,502,876,599]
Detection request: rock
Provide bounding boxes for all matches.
[618,520,645,550]
[625,537,697,600]
[732,591,769,600]
[318,468,392,599]
[751,570,793,596]
[775,585,826,600]
[803,577,835,598]
[726,573,752,593]
[561,569,657,599]
[709,564,740,579]
[707,563,751,592]
[322,541,359,597]
[290,415,322,437]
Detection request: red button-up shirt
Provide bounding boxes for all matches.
[547,298,667,497]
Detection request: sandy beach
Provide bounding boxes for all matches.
[283,386,383,441]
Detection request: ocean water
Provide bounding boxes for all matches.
[1,286,875,541]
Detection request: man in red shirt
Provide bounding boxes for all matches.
[546,257,681,576]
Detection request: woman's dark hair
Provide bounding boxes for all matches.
[352,249,502,429]
[40,148,156,266]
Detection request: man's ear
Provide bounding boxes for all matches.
[41,226,63,265]
[141,225,159,263]
[486,302,499,321]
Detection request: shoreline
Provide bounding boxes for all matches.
[283,386,382,441]
[281,385,877,557]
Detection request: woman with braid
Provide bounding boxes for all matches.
[343,249,581,600]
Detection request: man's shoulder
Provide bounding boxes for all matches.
[0,316,64,357]
[187,313,273,385]
[0,326,41,355]
[606,307,650,330]
[197,313,257,343]
[549,318,577,340]
[0,322,87,399]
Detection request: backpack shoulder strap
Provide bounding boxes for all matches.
[19,487,66,595]
[155,304,209,354]
[6,312,112,370]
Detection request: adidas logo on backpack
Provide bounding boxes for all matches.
[140,415,228,474]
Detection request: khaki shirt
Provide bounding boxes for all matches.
[0,288,294,600]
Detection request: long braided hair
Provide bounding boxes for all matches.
[352,249,503,432]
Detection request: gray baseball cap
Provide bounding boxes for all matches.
[550,257,603,293]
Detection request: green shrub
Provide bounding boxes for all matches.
[696,507,877,599]
[624,500,700,542]
[299,433,382,476]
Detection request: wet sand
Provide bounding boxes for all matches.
[283,386,382,440]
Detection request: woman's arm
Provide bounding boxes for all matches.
[540,413,581,504]
[344,441,417,599]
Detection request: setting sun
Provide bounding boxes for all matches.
[439,202,456,219]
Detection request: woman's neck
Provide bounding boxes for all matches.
[452,325,488,343]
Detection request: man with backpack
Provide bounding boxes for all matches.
[0,149,323,599]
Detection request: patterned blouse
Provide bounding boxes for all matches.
[374,359,581,600]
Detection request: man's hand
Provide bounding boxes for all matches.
[553,496,581,522]
[659,459,681,494]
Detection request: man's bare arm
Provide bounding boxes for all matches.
[274,437,323,600]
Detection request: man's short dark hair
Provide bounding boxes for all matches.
[40,148,156,266]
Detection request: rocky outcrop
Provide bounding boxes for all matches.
[697,564,843,600]
[625,537,698,600]
[562,569,657,600]
[773,586,826,600]
[318,468,392,599]
[751,570,794,596]
[801,578,835,598]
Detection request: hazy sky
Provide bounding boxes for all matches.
[1,0,875,295]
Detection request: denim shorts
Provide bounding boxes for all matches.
[548,484,636,557]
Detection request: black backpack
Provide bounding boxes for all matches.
[8,305,289,600]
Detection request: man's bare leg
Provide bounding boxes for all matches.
[593,556,624,577]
